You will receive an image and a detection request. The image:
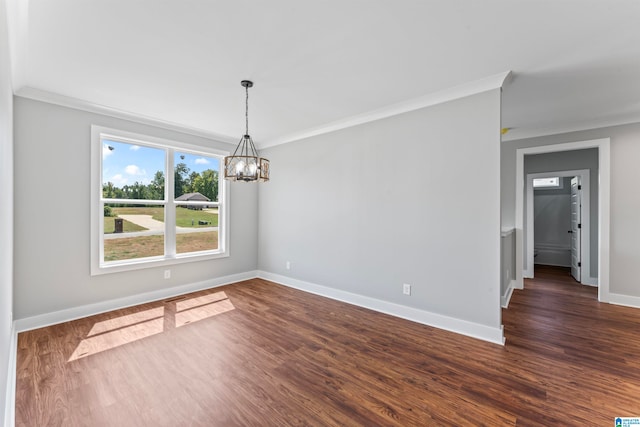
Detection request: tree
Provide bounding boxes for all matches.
[129,181,148,200]
[102,165,218,203]
[187,169,218,202]
[103,182,125,203]
[149,170,165,200]
[191,173,205,198]
[201,169,219,202]
[174,163,190,198]
[188,171,199,191]
[102,182,116,199]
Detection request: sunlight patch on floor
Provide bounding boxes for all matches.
[68,291,235,361]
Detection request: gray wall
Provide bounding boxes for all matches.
[502,122,640,297]
[0,0,13,421]
[13,97,259,319]
[258,90,502,329]
[524,149,598,275]
[533,177,571,266]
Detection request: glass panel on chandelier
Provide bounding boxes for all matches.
[224,155,260,181]
[259,157,270,181]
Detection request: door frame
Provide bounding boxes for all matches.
[525,169,591,284]
[515,138,610,302]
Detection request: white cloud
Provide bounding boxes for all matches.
[110,174,127,186]
[102,144,114,159]
[125,164,146,176]
[195,157,210,165]
[129,145,140,151]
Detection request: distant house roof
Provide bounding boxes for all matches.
[175,192,210,202]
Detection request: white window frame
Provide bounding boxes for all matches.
[91,125,230,275]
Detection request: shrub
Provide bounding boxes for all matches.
[104,205,114,217]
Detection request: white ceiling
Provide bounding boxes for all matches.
[6,0,640,146]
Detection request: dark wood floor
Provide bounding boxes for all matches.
[15,266,640,426]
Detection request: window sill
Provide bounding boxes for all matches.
[91,251,229,276]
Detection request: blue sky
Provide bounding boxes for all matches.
[102,139,220,187]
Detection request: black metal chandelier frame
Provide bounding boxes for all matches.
[223,80,270,182]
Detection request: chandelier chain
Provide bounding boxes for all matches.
[245,84,249,136]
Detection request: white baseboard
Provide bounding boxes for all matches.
[609,292,640,309]
[501,280,516,308]
[257,270,505,346]
[4,323,16,427]
[14,271,258,333]
[582,276,598,287]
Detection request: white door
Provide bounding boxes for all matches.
[570,176,581,282]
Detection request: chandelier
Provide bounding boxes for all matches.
[223,80,270,182]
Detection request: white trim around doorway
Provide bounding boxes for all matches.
[515,138,610,302]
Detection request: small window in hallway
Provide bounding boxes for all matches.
[533,176,561,189]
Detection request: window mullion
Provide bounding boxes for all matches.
[218,170,226,253]
[165,148,177,258]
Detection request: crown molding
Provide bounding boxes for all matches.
[14,86,238,144]
[14,70,514,150]
[259,70,513,148]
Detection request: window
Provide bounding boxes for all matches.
[532,176,562,189]
[91,126,228,275]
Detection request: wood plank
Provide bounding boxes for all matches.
[15,267,640,426]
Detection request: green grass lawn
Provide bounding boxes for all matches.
[104,231,218,261]
[176,207,218,227]
[103,217,147,234]
[104,235,164,261]
[110,206,218,227]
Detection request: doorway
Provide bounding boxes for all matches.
[525,169,592,285]
[515,138,610,302]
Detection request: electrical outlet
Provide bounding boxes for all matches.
[403,283,411,295]
[164,269,171,279]
[286,261,291,270]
